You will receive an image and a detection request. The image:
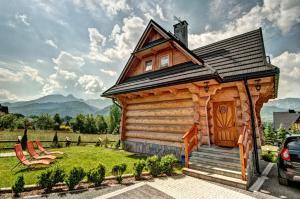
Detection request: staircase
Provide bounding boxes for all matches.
[183,146,248,189]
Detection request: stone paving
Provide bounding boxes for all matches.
[96,176,257,199]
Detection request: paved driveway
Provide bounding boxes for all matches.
[259,164,300,199]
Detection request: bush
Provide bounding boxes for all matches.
[12,175,25,197]
[20,128,28,150]
[77,135,81,146]
[87,163,106,186]
[262,151,277,163]
[146,155,161,177]
[160,155,177,176]
[52,131,59,148]
[133,160,146,180]
[111,163,127,183]
[65,167,85,190]
[37,167,65,191]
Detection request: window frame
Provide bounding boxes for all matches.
[159,54,170,68]
[144,59,153,72]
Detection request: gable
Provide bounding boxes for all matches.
[116,20,205,85]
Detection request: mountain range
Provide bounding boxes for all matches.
[1,94,300,122]
[1,94,112,117]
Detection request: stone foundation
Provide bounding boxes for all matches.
[124,140,183,158]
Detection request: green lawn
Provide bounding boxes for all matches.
[0,146,145,188]
[0,130,119,149]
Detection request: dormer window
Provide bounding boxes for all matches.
[160,54,169,68]
[145,60,153,71]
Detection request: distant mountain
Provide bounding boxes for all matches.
[261,98,300,122]
[3,94,112,117]
[95,105,112,116]
[85,98,112,110]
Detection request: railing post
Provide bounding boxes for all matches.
[239,143,246,180]
[184,139,189,168]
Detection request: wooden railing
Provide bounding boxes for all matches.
[182,124,198,167]
[238,125,252,181]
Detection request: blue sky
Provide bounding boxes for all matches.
[0,0,299,101]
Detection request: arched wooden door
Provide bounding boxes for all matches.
[213,101,237,147]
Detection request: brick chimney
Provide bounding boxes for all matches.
[173,20,188,47]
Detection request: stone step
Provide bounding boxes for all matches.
[197,146,240,157]
[188,162,245,179]
[189,157,240,170]
[183,168,247,190]
[191,151,240,163]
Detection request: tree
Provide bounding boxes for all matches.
[35,114,55,130]
[71,114,85,133]
[0,113,17,131]
[52,131,59,147]
[263,122,276,145]
[53,113,62,130]
[96,115,108,133]
[109,104,121,134]
[290,123,299,134]
[83,114,97,134]
[277,124,287,143]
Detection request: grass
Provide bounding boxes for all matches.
[0,130,119,149]
[0,146,146,188]
[261,145,278,163]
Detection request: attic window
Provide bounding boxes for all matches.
[160,55,169,68]
[145,60,153,71]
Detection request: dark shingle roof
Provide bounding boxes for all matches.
[103,62,216,96]
[102,27,279,97]
[273,112,300,130]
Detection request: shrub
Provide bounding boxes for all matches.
[95,137,102,147]
[37,167,65,191]
[146,155,161,177]
[77,135,81,146]
[133,160,146,180]
[111,163,127,183]
[20,128,28,150]
[52,131,59,148]
[87,163,106,186]
[12,175,25,197]
[262,151,277,163]
[65,167,85,190]
[160,155,177,176]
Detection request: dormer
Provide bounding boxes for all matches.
[116,20,204,84]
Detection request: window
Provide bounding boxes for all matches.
[145,60,153,71]
[160,55,169,68]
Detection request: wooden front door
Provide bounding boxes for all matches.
[213,101,237,147]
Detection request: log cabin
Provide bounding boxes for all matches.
[102,20,280,189]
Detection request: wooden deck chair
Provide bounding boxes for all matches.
[35,140,64,155]
[12,144,50,171]
[27,141,56,160]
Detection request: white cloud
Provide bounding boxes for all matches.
[88,28,111,63]
[77,75,104,94]
[0,89,18,101]
[15,13,30,26]
[36,59,46,63]
[109,24,121,41]
[272,51,300,98]
[98,0,130,16]
[52,51,85,71]
[72,0,130,17]
[141,3,168,21]
[87,16,146,62]
[190,0,300,49]
[0,66,44,84]
[45,39,58,49]
[100,69,117,76]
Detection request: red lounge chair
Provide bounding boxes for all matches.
[27,141,56,160]
[12,144,50,170]
[35,140,64,155]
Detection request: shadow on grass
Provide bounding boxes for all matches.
[14,166,49,174]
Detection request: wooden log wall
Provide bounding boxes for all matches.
[122,90,194,146]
